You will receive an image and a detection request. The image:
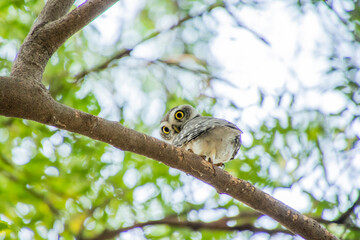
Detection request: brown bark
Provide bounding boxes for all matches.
[11,0,118,81]
[0,1,339,240]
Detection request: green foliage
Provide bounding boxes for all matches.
[1,0,360,239]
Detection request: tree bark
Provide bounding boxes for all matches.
[0,1,339,240]
[11,0,118,81]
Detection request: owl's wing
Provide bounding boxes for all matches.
[172,116,242,147]
[230,134,242,160]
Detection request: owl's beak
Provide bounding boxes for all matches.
[172,125,181,133]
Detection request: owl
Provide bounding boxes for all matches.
[160,105,242,172]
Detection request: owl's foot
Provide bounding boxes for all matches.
[215,163,224,169]
[208,158,217,176]
[199,155,216,176]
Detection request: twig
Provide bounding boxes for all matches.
[224,4,270,46]
[73,2,225,81]
[135,57,239,89]
[322,1,348,26]
[0,165,59,216]
[314,217,360,233]
[335,192,360,224]
[81,214,292,240]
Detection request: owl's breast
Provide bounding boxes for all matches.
[182,126,241,164]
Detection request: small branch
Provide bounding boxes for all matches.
[225,4,270,46]
[75,198,114,239]
[322,1,348,26]
[82,215,293,240]
[151,58,239,89]
[315,217,360,233]
[83,210,360,240]
[74,2,225,81]
[335,192,360,224]
[0,164,59,216]
[316,139,331,186]
[74,49,131,82]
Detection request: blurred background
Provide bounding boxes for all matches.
[0,0,359,239]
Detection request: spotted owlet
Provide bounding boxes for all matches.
[160,105,242,172]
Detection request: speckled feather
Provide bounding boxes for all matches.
[172,116,242,160]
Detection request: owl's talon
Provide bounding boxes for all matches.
[212,165,216,176]
[208,158,217,176]
[215,163,225,169]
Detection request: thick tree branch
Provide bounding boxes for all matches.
[11,0,118,81]
[46,0,119,47]
[32,0,75,29]
[10,0,75,81]
[0,77,338,240]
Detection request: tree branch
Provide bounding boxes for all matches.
[0,76,338,240]
[10,0,76,81]
[82,215,293,240]
[0,165,59,216]
[11,0,118,81]
[74,2,225,81]
[144,58,239,88]
[335,192,360,224]
[224,4,270,46]
[32,0,75,29]
[315,217,360,233]
[87,212,360,240]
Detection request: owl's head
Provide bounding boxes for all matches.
[160,105,199,142]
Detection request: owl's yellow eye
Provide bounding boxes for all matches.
[162,126,170,134]
[175,110,184,120]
